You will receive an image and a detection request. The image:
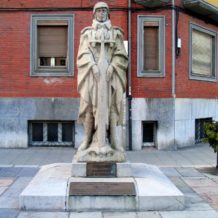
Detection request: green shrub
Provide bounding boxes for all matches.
[204,121,218,152]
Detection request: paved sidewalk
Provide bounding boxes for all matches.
[0,143,216,167]
[0,144,217,218]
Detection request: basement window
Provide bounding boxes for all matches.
[31,15,74,76]
[195,118,212,143]
[29,121,74,147]
[142,121,157,147]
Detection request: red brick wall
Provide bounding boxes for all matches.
[176,12,218,98]
[0,0,217,99]
[0,0,128,97]
[131,9,173,98]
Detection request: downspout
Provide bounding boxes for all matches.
[128,0,132,150]
[172,0,177,149]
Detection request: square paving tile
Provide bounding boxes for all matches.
[0,178,14,187]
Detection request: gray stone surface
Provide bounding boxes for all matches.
[0,98,80,148]
[71,162,86,177]
[69,212,102,218]
[0,209,19,218]
[17,212,69,218]
[160,210,218,218]
[103,212,137,218]
[137,212,162,218]
[71,162,132,177]
[20,164,70,211]
[0,177,32,208]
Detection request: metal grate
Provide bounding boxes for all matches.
[29,121,74,147]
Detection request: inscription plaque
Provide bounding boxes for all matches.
[69,182,136,196]
[87,162,116,177]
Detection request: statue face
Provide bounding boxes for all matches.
[95,7,108,22]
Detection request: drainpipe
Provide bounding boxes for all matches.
[172,0,177,149]
[128,0,132,151]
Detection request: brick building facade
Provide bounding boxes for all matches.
[0,0,217,150]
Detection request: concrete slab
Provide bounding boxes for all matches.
[0,209,19,218]
[69,212,102,218]
[20,163,71,211]
[160,210,218,218]
[20,163,185,212]
[17,212,69,218]
[71,162,132,177]
[103,212,137,218]
[137,212,162,218]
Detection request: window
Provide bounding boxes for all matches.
[29,121,74,147]
[31,15,74,76]
[195,118,212,143]
[190,24,217,81]
[137,16,165,77]
[142,121,157,147]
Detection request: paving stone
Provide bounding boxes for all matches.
[160,167,181,177]
[0,187,8,195]
[169,177,194,193]
[186,202,214,211]
[185,193,204,205]
[0,177,32,208]
[0,208,19,218]
[160,210,218,218]
[103,212,137,218]
[70,212,102,218]
[183,177,217,187]
[202,194,218,211]
[18,167,39,177]
[137,211,162,218]
[0,167,23,177]
[176,167,205,177]
[0,178,14,187]
[192,186,218,195]
[17,212,69,218]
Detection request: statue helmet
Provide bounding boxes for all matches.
[93,2,109,14]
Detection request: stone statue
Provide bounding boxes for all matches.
[75,2,128,162]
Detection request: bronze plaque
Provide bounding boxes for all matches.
[87,162,116,177]
[69,182,136,196]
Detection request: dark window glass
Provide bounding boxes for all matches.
[32,123,43,142]
[47,123,58,142]
[143,122,154,143]
[195,118,212,143]
[62,123,73,142]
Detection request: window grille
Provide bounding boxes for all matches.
[29,121,74,147]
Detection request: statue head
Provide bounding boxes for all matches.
[93,2,109,23]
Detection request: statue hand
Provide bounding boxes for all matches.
[92,65,100,82]
[106,65,113,81]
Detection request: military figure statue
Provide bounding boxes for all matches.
[76,2,128,162]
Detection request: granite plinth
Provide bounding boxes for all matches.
[20,163,185,211]
[71,161,132,177]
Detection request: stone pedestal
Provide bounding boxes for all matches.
[20,163,185,212]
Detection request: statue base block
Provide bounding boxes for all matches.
[20,163,185,212]
[74,145,126,162]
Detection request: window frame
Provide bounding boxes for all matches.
[30,14,74,77]
[189,23,217,82]
[28,120,75,147]
[137,16,165,77]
